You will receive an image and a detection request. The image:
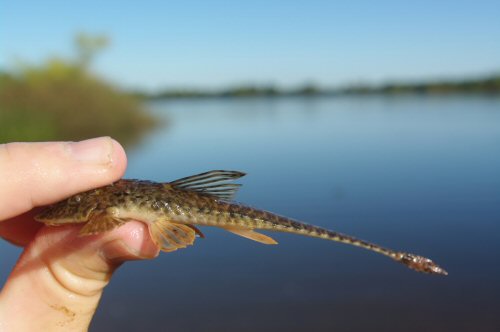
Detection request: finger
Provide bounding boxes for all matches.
[0,137,127,221]
[0,209,44,247]
[0,221,159,331]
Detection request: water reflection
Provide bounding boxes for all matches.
[2,95,499,331]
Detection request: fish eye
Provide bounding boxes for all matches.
[71,195,82,204]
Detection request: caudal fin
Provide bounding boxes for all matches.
[395,253,448,275]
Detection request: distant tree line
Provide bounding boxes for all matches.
[133,74,500,99]
[339,75,500,95]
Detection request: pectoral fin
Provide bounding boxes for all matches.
[79,210,126,236]
[223,227,278,245]
[149,220,197,252]
[186,224,205,238]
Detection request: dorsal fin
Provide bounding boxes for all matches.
[170,170,246,200]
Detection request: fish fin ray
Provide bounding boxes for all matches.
[185,224,205,238]
[169,170,245,200]
[79,211,125,236]
[149,220,197,252]
[222,227,278,245]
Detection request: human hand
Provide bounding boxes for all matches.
[0,137,159,331]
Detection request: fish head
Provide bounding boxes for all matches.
[35,191,99,224]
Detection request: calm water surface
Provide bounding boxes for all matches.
[2,95,499,331]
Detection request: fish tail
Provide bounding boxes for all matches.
[263,215,447,275]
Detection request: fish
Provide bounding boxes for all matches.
[35,170,447,275]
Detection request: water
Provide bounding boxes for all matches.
[2,95,500,331]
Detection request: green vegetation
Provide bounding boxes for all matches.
[340,75,500,95]
[137,75,500,99]
[0,34,158,147]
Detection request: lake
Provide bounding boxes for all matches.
[1,95,500,331]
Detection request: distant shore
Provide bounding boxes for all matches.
[134,74,500,99]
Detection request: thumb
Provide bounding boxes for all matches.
[0,221,159,331]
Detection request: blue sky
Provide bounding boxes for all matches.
[2,0,500,90]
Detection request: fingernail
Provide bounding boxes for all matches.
[69,137,115,164]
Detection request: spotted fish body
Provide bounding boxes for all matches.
[35,170,447,275]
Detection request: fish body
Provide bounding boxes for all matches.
[35,170,447,275]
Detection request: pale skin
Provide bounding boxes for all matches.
[0,137,160,331]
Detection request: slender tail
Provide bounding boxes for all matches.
[263,216,448,275]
